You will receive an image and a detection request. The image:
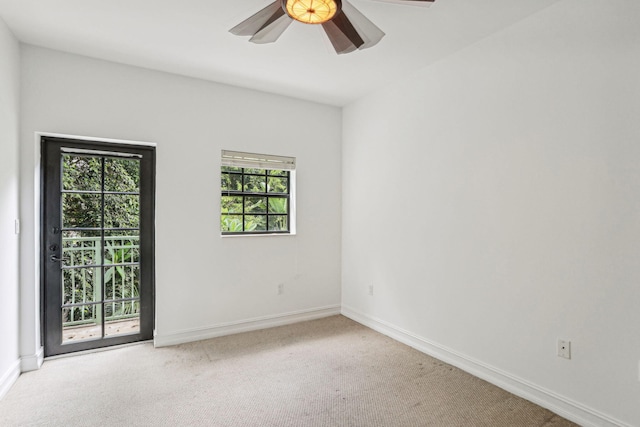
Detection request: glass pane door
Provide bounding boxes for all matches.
[43,137,155,356]
[60,154,142,343]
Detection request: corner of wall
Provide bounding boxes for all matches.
[155,305,341,347]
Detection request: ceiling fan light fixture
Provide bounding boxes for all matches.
[231,0,435,54]
[283,0,341,24]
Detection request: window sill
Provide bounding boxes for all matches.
[220,232,296,238]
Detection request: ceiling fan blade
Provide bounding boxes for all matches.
[322,1,385,54]
[369,0,435,6]
[341,1,385,50]
[229,1,286,37]
[322,10,364,54]
[250,14,293,44]
[322,19,360,54]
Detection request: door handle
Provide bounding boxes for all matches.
[50,255,64,263]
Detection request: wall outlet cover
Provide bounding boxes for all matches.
[557,340,571,359]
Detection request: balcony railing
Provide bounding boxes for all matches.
[62,235,140,327]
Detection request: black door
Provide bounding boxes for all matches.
[42,136,155,357]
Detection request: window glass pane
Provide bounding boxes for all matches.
[63,267,101,305]
[245,215,267,231]
[267,176,288,193]
[244,175,267,193]
[244,168,266,175]
[63,303,100,324]
[105,158,140,193]
[63,193,101,228]
[221,215,243,232]
[268,216,288,231]
[268,169,287,176]
[105,265,140,304]
[245,197,267,214]
[222,196,243,213]
[62,231,102,267]
[221,173,242,192]
[104,231,140,265]
[104,194,139,229]
[63,155,102,192]
[105,302,140,337]
[268,197,288,214]
[62,304,102,343]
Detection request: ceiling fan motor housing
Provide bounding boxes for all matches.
[282,0,343,24]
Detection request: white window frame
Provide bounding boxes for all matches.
[220,150,296,236]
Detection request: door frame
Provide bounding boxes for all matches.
[40,135,156,357]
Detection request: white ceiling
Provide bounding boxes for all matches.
[0,0,561,106]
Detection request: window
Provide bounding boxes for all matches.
[220,150,295,235]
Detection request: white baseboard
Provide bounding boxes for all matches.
[0,360,20,400]
[341,305,629,427]
[154,305,341,348]
[20,347,44,372]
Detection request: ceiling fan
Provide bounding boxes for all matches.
[230,0,435,54]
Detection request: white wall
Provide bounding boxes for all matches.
[20,46,342,352]
[0,17,21,397]
[342,0,640,426]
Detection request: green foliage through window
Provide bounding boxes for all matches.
[221,166,290,234]
[62,155,140,229]
[61,154,141,325]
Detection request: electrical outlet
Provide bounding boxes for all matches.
[15,219,20,234]
[368,285,374,296]
[557,340,571,359]
[277,283,284,295]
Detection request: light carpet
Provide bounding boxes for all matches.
[0,315,578,426]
